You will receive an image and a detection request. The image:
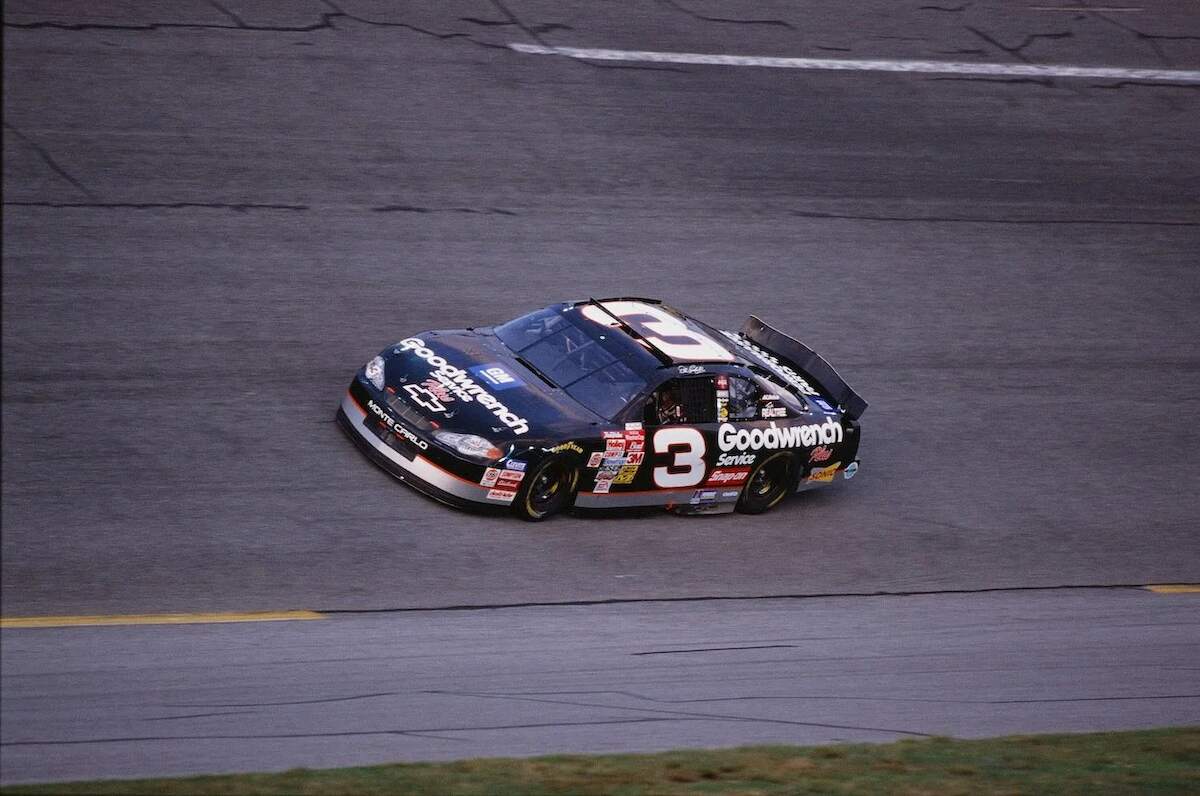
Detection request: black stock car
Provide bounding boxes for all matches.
[337,299,866,521]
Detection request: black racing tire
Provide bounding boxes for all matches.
[736,451,796,515]
[512,455,578,522]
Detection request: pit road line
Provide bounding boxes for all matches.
[509,43,1200,83]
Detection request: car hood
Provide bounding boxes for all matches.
[378,329,602,441]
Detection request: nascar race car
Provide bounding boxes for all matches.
[337,298,866,521]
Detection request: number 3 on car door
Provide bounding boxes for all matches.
[652,427,707,488]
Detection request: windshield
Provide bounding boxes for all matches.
[495,307,652,419]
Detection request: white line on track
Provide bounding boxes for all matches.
[509,43,1200,83]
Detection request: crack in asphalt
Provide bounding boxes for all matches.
[658,0,795,30]
[965,26,1074,63]
[2,201,308,211]
[928,76,1056,86]
[1091,80,1200,90]
[445,689,1200,706]
[490,0,687,73]
[788,210,1199,226]
[3,0,473,45]
[2,122,98,201]
[634,645,798,656]
[0,718,681,747]
[317,583,1183,615]
[145,710,258,721]
[371,204,518,215]
[920,4,970,11]
[459,16,572,35]
[426,689,934,738]
[163,692,401,708]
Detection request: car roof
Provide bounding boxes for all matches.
[567,297,760,370]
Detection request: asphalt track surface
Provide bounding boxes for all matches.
[2,0,1199,783]
[4,589,1200,784]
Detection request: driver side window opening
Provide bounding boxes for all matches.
[645,377,717,425]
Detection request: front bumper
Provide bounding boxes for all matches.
[336,390,508,513]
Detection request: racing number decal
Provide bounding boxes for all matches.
[652,428,707,488]
[581,301,734,362]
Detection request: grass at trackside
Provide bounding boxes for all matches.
[5,728,1198,795]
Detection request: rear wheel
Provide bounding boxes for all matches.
[736,451,795,514]
[512,456,578,521]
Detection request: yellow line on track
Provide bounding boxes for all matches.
[1144,585,1200,594]
[0,610,325,628]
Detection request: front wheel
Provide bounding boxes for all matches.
[736,451,795,514]
[512,456,578,521]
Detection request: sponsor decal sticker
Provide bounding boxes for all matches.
[550,441,584,455]
[495,478,522,491]
[587,452,604,468]
[677,364,705,375]
[809,446,833,464]
[761,404,787,419]
[480,467,501,487]
[626,451,645,465]
[628,440,644,452]
[505,460,527,472]
[843,461,859,480]
[716,451,755,466]
[602,431,624,439]
[606,438,626,452]
[398,339,530,434]
[807,462,841,483]
[403,383,447,414]
[486,488,517,502]
[705,467,751,486]
[812,396,836,413]
[718,331,821,396]
[469,363,523,390]
[421,378,454,403]
[625,422,643,431]
[722,490,741,499]
[499,469,525,483]
[690,489,719,504]
[593,480,612,493]
[717,419,843,452]
[614,465,640,485]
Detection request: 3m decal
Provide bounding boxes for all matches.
[626,451,645,465]
[652,427,707,488]
[581,301,735,362]
[705,467,751,486]
[480,467,501,487]
[397,339,530,434]
[807,462,841,483]
[717,419,842,452]
[587,452,603,468]
[809,446,833,463]
[469,363,523,390]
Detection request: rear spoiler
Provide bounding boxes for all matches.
[741,315,868,421]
